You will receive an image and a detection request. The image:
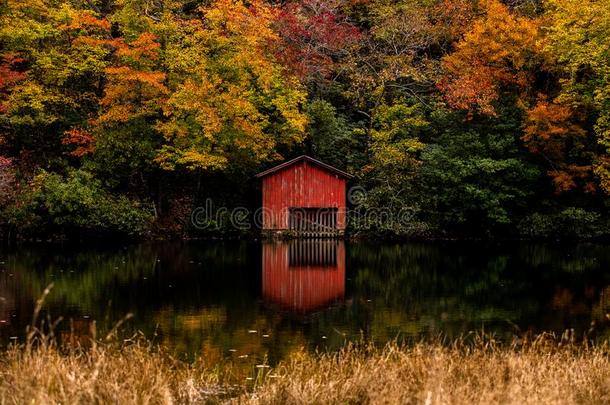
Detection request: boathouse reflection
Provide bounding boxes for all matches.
[262,240,345,313]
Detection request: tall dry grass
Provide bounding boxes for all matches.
[245,336,610,405]
[0,338,238,404]
[0,334,609,404]
[0,284,243,404]
[1,286,609,404]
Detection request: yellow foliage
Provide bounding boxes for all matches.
[156,0,307,171]
[439,0,541,115]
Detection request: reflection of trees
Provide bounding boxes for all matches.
[344,242,610,341]
[7,246,157,314]
[8,243,257,314]
[517,244,608,273]
[592,286,610,337]
[1,241,609,357]
[0,266,32,337]
[2,242,311,364]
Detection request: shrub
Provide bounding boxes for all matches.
[518,207,609,239]
[7,170,152,239]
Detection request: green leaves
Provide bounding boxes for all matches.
[13,169,152,238]
[419,109,540,233]
[305,99,365,170]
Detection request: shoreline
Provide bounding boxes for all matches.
[2,233,609,247]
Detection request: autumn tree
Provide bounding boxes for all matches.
[274,0,361,84]
[156,0,307,173]
[0,1,157,237]
[0,2,109,164]
[438,0,541,116]
[438,0,602,195]
[58,10,116,158]
[543,0,610,194]
[89,29,169,188]
[522,98,594,193]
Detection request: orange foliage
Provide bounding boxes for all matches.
[62,17,167,128]
[98,67,167,123]
[523,100,585,155]
[62,128,95,157]
[115,33,161,62]
[96,33,168,125]
[155,0,306,171]
[438,0,541,115]
[524,99,592,193]
[103,67,166,91]
[61,11,111,32]
[549,165,592,194]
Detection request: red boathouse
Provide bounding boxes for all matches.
[256,155,353,236]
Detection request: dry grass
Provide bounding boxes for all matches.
[0,338,238,404]
[2,286,609,404]
[0,335,609,405]
[245,336,610,405]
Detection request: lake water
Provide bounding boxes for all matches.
[0,240,609,366]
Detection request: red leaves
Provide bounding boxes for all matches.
[274,0,361,80]
[0,156,12,169]
[62,128,95,157]
[0,54,26,113]
[0,55,25,89]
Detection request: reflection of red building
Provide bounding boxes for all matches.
[262,241,345,313]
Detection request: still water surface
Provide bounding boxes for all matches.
[0,240,609,366]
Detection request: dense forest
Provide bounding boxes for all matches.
[0,0,609,240]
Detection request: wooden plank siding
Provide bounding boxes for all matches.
[260,159,348,231]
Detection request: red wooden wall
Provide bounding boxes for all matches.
[262,241,345,313]
[261,160,347,230]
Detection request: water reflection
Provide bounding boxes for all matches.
[262,240,345,313]
[0,241,608,365]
